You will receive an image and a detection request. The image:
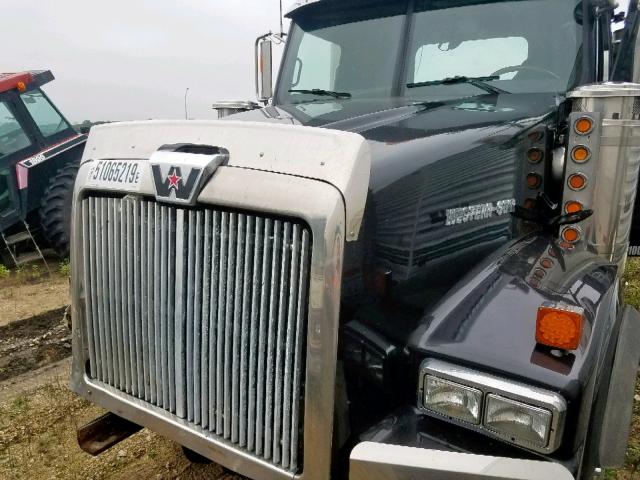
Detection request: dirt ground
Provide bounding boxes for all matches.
[0,264,638,479]
[0,268,69,326]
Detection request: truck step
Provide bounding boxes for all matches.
[3,231,32,245]
[77,412,142,456]
[15,252,45,266]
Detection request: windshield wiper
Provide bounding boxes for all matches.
[288,88,352,99]
[407,76,509,95]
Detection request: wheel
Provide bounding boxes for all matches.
[39,162,80,258]
[181,446,212,464]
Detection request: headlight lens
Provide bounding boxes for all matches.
[419,359,567,454]
[484,394,552,448]
[424,375,482,425]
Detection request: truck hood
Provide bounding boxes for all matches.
[232,92,562,192]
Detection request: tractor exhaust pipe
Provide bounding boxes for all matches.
[77,412,143,456]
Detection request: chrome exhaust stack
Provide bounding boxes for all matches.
[563,83,640,266]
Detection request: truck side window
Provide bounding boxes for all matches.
[0,102,32,159]
[414,37,529,83]
[20,89,70,138]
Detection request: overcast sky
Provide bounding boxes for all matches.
[2,0,631,123]
[3,0,288,122]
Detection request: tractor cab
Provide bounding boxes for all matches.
[0,71,86,264]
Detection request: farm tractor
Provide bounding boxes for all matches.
[0,70,86,267]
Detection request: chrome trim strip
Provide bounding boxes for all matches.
[418,359,567,455]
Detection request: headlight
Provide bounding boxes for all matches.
[419,359,566,454]
[424,376,482,425]
[484,394,552,448]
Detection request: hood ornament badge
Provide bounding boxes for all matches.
[149,144,229,206]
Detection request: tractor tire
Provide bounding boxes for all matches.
[39,162,80,258]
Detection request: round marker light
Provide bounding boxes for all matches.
[16,81,26,93]
[561,226,581,243]
[534,268,546,279]
[565,201,583,214]
[527,173,542,189]
[575,117,594,135]
[571,146,591,163]
[568,173,587,191]
[527,148,544,164]
[540,258,554,269]
[528,131,543,142]
[524,198,536,210]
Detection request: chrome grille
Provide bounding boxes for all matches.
[80,195,311,472]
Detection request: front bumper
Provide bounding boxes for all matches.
[349,442,574,480]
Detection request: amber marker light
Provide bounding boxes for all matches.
[16,81,26,92]
[568,173,587,191]
[561,226,581,243]
[565,201,583,214]
[536,304,584,351]
[540,258,554,269]
[571,146,591,163]
[528,131,543,142]
[527,148,544,164]
[527,173,542,189]
[575,117,594,135]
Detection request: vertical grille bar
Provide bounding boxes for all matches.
[82,197,311,473]
[83,200,97,378]
[193,210,204,425]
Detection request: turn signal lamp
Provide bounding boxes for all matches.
[16,81,26,92]
[527,148,544,164]
[536,304,584,351]
[575,117,594,135]
[561,226,581,243]
[540,258,554,269]
[571,146,591,163]
[527,173,542,189]
[568,173,587,191]
[565,201,583,214]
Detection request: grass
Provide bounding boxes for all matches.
[58,259,71,277]
[0,259,71,286]
[606,259,640,479]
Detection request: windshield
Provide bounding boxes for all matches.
[277,0,583,107]
[20,89,71,138]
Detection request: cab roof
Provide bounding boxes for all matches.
[0,70,54,94]
[286,0,617,17]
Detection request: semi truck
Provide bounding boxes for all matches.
[0,70,85,265]
[70,0,640,478]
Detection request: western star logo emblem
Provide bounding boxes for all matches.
[167,169,182,190]
[149,145,229,206]
[151,165,201,201]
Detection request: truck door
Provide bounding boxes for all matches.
[0,96,38,231]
